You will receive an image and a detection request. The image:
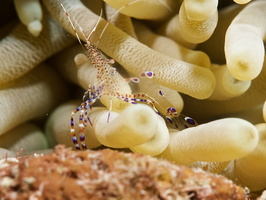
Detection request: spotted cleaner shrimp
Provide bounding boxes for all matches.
[61,2,197,150]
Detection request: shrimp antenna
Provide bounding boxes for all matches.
[88,9,104,41]
[61,3,104,48]
[96,0,140,47]
[60,4,83,46]
[96,0,172,47]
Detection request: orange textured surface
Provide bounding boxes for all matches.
[0,145,247,200]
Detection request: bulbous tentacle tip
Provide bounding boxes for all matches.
[159,118,258,165]
[233,0,252,4]
[74,53,88,67]
[28,20,43,37]
[263,101,266,123]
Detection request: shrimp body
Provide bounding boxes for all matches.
[85,43,117,94]
[62,3,198,151]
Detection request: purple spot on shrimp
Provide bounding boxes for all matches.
[166,116,173,124]
[72,136,78,144]
[131,77,140,83]
[185,117,197,125]
[82,144,87,150]
[80,135,85,142]
[167,107,177,113]
[159,90,164,96]
[157,112,162,117]
[75,144,81,150]
[145,71,154,78]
